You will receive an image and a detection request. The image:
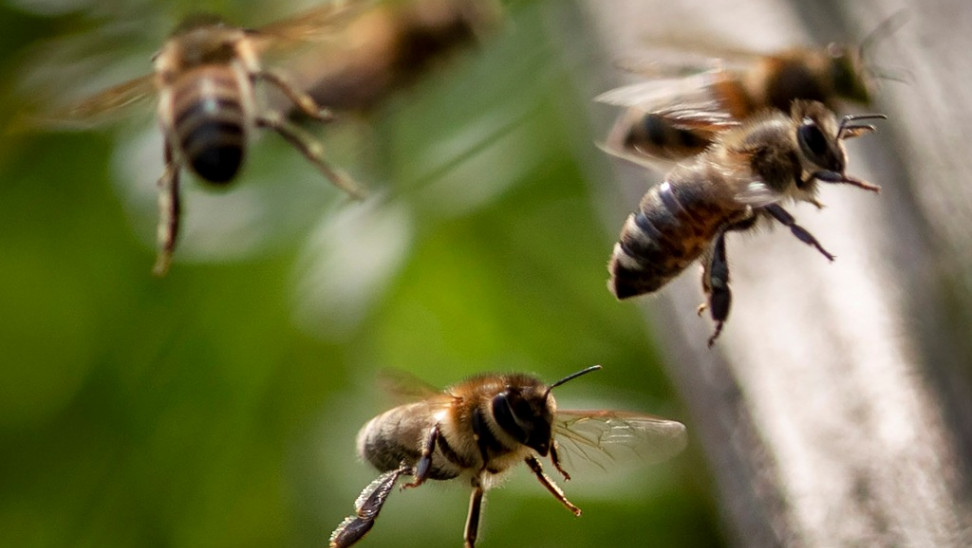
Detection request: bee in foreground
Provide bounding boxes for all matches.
[41,2,370,275]
[608,101,885,346]
[597,13,904,166]
[329,365,687,547]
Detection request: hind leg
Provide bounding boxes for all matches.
[698,216,756,346]
[153,140,181,277]
[702,230,731,347]
[329,464,409,548]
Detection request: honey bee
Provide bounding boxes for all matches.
[597,13,904,166]
[39,2,372,275]
[608,100,885,346]
[296,0,503,112]
[329,365,687,547]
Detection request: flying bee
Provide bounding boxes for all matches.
[35,2,373,275]
[597,13,905,167]
[608,100,885,346]
[295,0,503,112]
[329,365,687,548]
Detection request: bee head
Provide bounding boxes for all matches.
[490,365,602,456]
[793,100,885,192]
[794,100,846,179]
[491,384,554,455]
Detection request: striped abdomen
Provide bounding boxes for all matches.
[168,67,248,183]
[357,403,470,481]
[609,173,738,299]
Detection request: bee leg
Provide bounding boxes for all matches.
[464,480,486,548]
[524,456,582,516]
[549,441,571,481]
[763,203,835,261]
[402,424,440,489]
[329,464,408,548]
[704,229,731,347]
[255,111,366,200]
[153,141,181,277]
[255,69,334,123]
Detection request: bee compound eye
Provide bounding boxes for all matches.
[797,122,841,171]
[492,392,527,442]
[798,123,826,156]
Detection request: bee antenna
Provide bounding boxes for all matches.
[837,113,887,139]
[544,365,602,400]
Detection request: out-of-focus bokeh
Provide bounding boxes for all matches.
[0,1,723,547]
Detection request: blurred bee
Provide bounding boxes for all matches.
[608,101,885,346]
[329,365,687,547]
[294,0,503,112]
[38,2,375,275]
[597,13,904,167]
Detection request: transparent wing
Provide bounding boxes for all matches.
[596,70,741,132]
[629,29,781,71]
[553,410,687,474]
[251,0,373,52]
[26,73,156,130]
[375,368,443,404]
[596,70,743,166]
[11,17,161,133]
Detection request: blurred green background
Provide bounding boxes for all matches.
[0,0,722,546]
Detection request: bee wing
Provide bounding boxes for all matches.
[597,70,742,130]
[597,71,742,167]
[553,410,687,473]
[597,71,714,108]
[630,29,782,71]
[375,368,443,404]
[38,73,156,129]
[250,0,372,52]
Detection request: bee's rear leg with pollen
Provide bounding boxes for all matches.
[329,464,408,548]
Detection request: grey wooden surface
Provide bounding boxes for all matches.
[570,0,972,546]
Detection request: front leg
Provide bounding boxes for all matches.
[549,441,571,481]
[402,424,439,489]
[764,203,835,261]
[525,456,581,516]
[329,464,409,548]
[153,140,181,277]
